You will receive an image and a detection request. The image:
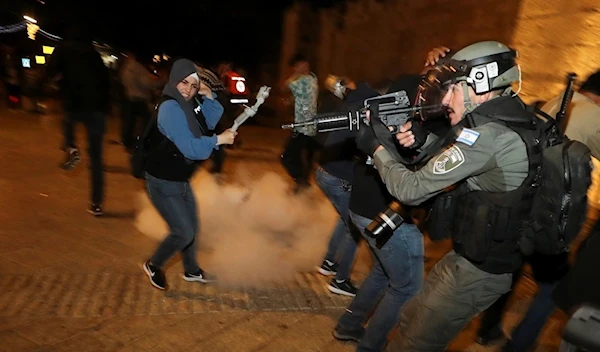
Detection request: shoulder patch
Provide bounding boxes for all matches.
[433,145,465,175]
[456,128,480,146]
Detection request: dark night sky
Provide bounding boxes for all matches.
[1,0,346,70]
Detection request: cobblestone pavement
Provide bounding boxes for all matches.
[0,110,566,351]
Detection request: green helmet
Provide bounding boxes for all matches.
[446,41,520,94]
[416,41,521,118]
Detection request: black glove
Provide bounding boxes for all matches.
[370,111,398,152]
[369,106,406,163]
[355,117,380,156]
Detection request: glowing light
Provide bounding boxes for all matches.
[26,23,39,40]
[23,15,37,23]
[235,81,246,93]
[42,45,54,54]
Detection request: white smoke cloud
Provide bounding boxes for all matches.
[135,169,339,288]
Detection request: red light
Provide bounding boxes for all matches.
[235,80,246,93]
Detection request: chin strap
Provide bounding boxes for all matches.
[512,64,522,97]
[461,81,479,115]
[459,81,513,121]
[502,86,514,97]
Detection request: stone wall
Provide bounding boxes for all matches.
[512,0,600,101]
[280,0,600,103]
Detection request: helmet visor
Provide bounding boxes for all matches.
[414,60,469,120]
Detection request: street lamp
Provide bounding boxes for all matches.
[23,15,37,24]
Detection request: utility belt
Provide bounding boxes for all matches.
[429,186,522,264]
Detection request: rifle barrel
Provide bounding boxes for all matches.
[556,72,577,124]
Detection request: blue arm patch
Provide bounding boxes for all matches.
[456,128,480,146]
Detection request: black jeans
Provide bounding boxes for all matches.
[210,148,226,173]
[280,132,319,184]
[122,99,150,148]
[6,83,21,109]
[63,111,106,205]
[210,120,228,174]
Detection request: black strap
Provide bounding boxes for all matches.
[150,96,177,150]
[156,95,176,110]
[193,97,209,136]
[157,95,209,136]
[408,119,467,167]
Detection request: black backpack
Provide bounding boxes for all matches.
[475,74,592,256]
[518,106,592,255]
[130,96,174,179]
[426,79,592,256]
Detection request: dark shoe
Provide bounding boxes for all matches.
[317,259,338,276]
[62,148,81,170]
[183,269,217,283]
[87,204,103,216]
[476,325,506,346]
[143,261,167,290]
[328,279,358,297]
[333,325,364,343]
[501,340,517,352]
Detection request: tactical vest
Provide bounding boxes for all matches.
[430,97,542,274]
[145,96,210,182]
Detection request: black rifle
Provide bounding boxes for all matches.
[281,91,440,134]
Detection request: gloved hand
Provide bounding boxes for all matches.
[355,117,381,156]
[356,102,385,156]
[368,105,409,163]
[369,111,399,153]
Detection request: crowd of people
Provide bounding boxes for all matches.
[3,30,599,351]
[278,41,600,351]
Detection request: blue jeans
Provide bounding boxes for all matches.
[146,173,200,273]
[315,167,358,280]
[337,211,424,352]
[507,282,557,351]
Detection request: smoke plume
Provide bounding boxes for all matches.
[135,169,338,288]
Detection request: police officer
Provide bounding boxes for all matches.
[355,41,537,351]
